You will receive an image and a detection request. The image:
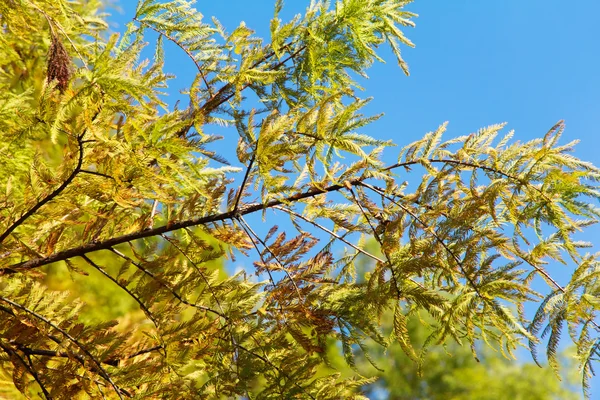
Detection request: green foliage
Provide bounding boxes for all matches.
[0,0,599,398]
[323,241,580,399]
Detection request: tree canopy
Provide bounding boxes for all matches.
[1,0,599,398]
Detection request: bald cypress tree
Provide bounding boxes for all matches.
[0,1,599,398]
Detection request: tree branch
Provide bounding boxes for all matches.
[11,342,163,369]
[233,153,256,213]
[387,158,548,199]
[235,343,317,400]
[79,169,115,180]
[2,182,342,273]
[236,216,304,302]
[0,105,104,245]
[0,340,53,400]
[108,246,228,320]
[273,205,385,264]
[161,233,242,372]
[2,157,552,275]
[346,186,404,300]
[359,181,482,296]
[0,136,84,245]
[134,18,213,97]
[80,254,160,329]
[199,44,306,115]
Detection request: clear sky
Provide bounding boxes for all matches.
[109,0,600,396]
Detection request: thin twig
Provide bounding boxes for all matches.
[233,153,256,212]
[287,131,322,140]
[24,352,53,400]
[237,216,304,302]
[16,344,85,362]
[273,205,385,264]
[199,44,306,115]
[103,345,163,367]
[15,341,161,378]
[0,105,103,244]
[235,343,316,400]
[0,136,84,244]
[134,18,213,97]
[80,254,160,329]
[108,247,227,319]
[2,180,344,273]
[360,182,482,296]
[161,234,227,315]
[346,186,403,300]
[149,200,159,229]
[161,233,241,370]
[80,170,115,180]
[235,219,287,311]
[386,158,548,199]
[0,341,53,400]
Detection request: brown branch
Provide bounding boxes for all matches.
[161,233,241,371]
[15,344,84,362]
[2,157,552,275]
[234,343,316,400]
[149,200,159,229]
[79,169,115,180]
[367,162,562,295]
[12,342,162,368]
[0,340,53,400]
[24,352,53,400]
[0,307,66,349]
[361,182,560,298]
[2,182,343,274]
[0,105,104,245]
[386,158,547,198]
[514,251,600,333]
[3,340,133,396]
[236,217,303,304]
[199,44,306,115]
[0,136,84,245]
[365,178,600,339]
[71,339,317,399]
[238,216,304,302]
[167,40,298,140]
[346,186,404,300]
[108,345,163,364]
[367,183,448,217]
[233,152,256,212]
[161,233,226,315]
[287,130,322,140]
[38,365,118,395]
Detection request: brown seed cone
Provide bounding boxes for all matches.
[47,32,72,92]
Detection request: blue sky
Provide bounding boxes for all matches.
[109,0,600,396]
